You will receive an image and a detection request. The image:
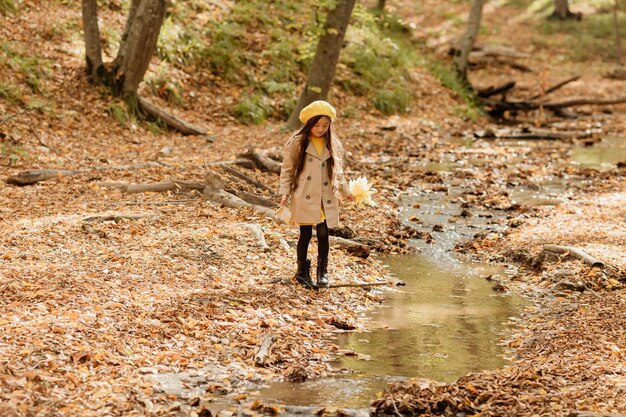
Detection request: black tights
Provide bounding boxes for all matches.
[297,221,330,262]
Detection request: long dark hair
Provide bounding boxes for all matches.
[290,115,335,194]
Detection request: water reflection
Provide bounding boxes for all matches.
[335,254,523,382]
[570,136,626,169]
[250,254,525,409]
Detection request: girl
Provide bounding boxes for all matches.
[279,100,354,290]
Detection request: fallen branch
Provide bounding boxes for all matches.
[470,58,532,72]
[567,412,626,417]
[474,127,593,140]
[6,169,83,185]
[206,159,257,170]
[138,97,210,137]
[330,236,370,259]
[543,244,605,268]
[121,199,198,206]
[477,81,516,98]
[468,45,532,72]
[83,213,155,223]
[254,336,275,367]
[470,44,530,59]
[6,162,165,185]
[98,180,205,194]
[227,189,278,208]
[328,281,393,288]
[92,162,166,171]
[219,163,273,192]
[485,96,626,114]
[237,223,270,252]
[204,171,275,218]
[528,75,580,100]
[238,148,281,173]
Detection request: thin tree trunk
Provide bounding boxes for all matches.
[112,0,167,102]
[286,0,357,129]
[80,0,204,135]
[553,0,569,18]
[614,0,622,64]
[377,0,387,11]
[550,0,581,20]
[452,0,485,89]
[82,0,104,83]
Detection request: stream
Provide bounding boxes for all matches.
[149,136,625,414]
[248,254,524,410]
[245,135,625,411]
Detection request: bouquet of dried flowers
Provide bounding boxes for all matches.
[348,176,376,206]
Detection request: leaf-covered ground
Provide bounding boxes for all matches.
[2,1,626,416]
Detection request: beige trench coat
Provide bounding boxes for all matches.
[279,134,350,228]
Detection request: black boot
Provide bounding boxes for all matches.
[316,257,329,288]
[295,259,316,290]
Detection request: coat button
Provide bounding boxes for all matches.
[306,195,311,199]
[307,176,311,181]
[327,200,332,204]
[324,181,329,186]
[322,163,325,167]
[308,158,312,162]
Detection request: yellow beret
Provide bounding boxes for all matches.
[299,100,336,124]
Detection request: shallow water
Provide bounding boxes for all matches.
[225,136,623,411]
[570,136,626,169]
[249,254,524,409]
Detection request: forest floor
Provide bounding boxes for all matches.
[1,1,626,417]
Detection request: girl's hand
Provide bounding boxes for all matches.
[280,195,288,207]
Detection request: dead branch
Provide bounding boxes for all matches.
[471,44,530,59]
[543,244,605,268]
[6,169,84,185]
[206,159,257,170]
[238,147,282,173]
[485,96,626,114]
[227,188,278,208]
[237,223,270,252]
[468,44,532,72]
[328,281,393,288]
[254,336,275,366]
[470,58,532,72]
[92,162,166,171]
[98,180,205,194]
[474,127,593,140]
[219,163,273,192]
[6,162,166,185]
[138,97,210,138]
[121,199,198,206]
[204,171,275,218]
[83,213,155,223]
[477,81,516,98]
[528,75,581,100]
[330,236,370,259]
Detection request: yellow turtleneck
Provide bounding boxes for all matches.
[310,136,325,156]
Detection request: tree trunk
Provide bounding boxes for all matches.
[452,0,485,89]
[81,0,104,83]
[377,0,387,11]
[80,0,207,135]
[285,0,357,129]
[614,0,622,64]
[112,0,168,105]
[553,0,569,18]
[550,0,582,20]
